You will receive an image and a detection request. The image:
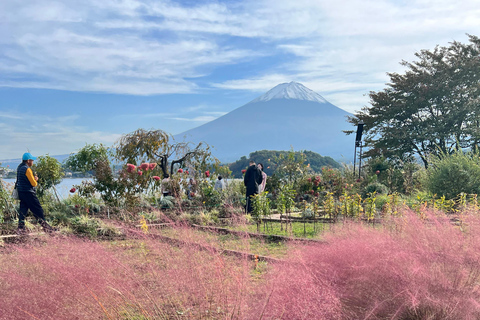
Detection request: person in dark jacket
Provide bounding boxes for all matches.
[16,152,54,233]
[243,160,263,213]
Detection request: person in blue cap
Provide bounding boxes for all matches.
[16,152,55,233]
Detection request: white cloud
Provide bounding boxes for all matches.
[169,116,219,122]
[1,0,479,113]
[0,111,121,158]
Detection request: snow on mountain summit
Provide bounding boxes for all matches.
[251,81,328,103]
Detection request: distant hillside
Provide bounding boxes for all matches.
[229,150,341,178]
[175,82,355,163]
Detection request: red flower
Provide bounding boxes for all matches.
[185,170,189,175]
[153,176,161,181]
[190,192,196,197]
[178,168,183,173]
[149,163,157,170]
[138,170,143,176]
[241,169,246,174]
[70,188,76,193]
[307,177,312,182]
[205,170,210,177]
[140,163,149,170]
[127,164,136,173]
[375,170,380,175]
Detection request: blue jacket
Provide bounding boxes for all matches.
[16,162,36,193]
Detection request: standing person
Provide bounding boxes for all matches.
[257,163,267,193]
[243,160,262,213]
[187,177,196,199]
[162,174,171,197]
[214,175,226,191]
[16,153,54,233]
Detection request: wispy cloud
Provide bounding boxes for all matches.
[0,111,120,158]
[2,0,478,99]
[1,0,480,159]
[169,116,219,122]
[209,0,480,112]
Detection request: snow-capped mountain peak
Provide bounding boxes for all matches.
[251,81,328,103]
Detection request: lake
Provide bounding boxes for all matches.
[2,178,92,199]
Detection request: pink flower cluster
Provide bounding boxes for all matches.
[205,170,210,178]
[126,164,136,173]
[127,162,157,174]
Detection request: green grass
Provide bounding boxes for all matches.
[147,227,290,259]
[228,220,333,239]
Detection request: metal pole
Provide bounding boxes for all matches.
[358,142,363,179]
[353,144,357,178]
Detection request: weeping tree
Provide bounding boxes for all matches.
[348,34,480,168]
[114,128,218,178]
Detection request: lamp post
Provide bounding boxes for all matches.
[353,121,364,179]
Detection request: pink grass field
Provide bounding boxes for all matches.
[2,208,480,319]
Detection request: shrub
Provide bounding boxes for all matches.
[69,215,101,238]
[426,150,480,199]
[363,181,389,197]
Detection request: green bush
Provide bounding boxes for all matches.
[363,182,389,197]
[426,150,480,199]
[70,215,100,238]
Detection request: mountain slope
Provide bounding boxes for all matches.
[175,82,355,163]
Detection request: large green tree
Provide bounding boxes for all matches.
[349,35,480,168]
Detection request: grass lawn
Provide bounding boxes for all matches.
[227,220,334,239]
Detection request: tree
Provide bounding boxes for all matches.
[33,155,64,199]
[114,129,217,178]
[348,35,480,168]
[229,150,340,178]
[64,143,109,173]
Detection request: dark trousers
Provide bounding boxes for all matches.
[18,191,46,228]
[245,193,256,213]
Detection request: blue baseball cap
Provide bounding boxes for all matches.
[22,152,37,161]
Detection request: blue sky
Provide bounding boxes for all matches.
[1,0,479,159]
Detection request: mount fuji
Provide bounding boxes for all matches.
[175,82,355,163]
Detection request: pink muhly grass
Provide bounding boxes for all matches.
[267,208,480,319]
[0,229,260,319]
[0,238,134,319]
